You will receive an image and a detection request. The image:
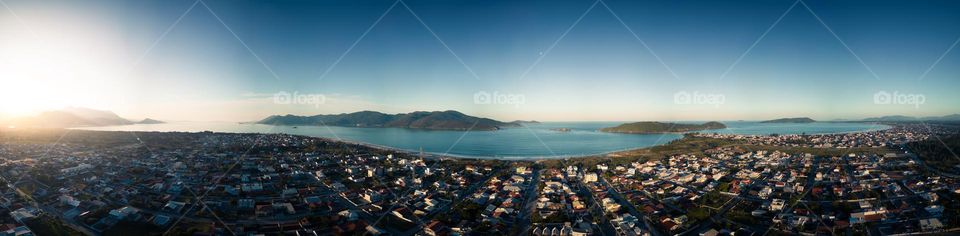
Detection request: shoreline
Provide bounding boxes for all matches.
[61,122,893,161]
[54,127,657,161]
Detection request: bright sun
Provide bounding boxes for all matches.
[0,13,126,116]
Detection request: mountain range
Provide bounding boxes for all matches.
[4,107,132,127]
[1,107,167,128]
[257,110,520,131]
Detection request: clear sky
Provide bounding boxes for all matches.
[1,0,958,122]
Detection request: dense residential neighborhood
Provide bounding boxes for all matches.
[0,122,958,235]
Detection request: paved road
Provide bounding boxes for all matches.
[577,180,618,236]
[516,167,541,236]
[598,176,661,236]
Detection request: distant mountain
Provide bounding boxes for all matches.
[257,110,519,131]
[600,121,726,134]
[761,117,816,123]
[923,114,960,121]
[861,114,960,122]
[137,118,165,124]
[7,107,132,127]
[510,120,540,124]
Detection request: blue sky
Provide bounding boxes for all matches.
[1,0,958,121]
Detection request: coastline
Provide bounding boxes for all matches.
[65,121,893,160]
[56,127,643,161]
[206,122,894,161]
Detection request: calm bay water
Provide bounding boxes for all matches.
[78,121,888,159]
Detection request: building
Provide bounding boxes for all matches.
[583,173,598,183]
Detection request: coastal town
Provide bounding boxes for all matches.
[693,123,949,149]
[4,0,960,235]
[0,122,958,236]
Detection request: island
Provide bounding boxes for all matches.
[136,118,165,124]
[600,121,726,134]
[760,117,816,123]
[257,110,519,131]
[551,128,572,132]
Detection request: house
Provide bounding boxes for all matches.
[661,218,680,231]
[925,205,944,216]
[601,198,621,213]
[60,163,93,175]
[919,218,943,232]
[759,186,773,199]
[516,166,531,175]
[770,199,785,211]
[583,173,598,183]
[363,190,382,203]
[9,208,37,223]
[153,215,171,226]
[700,229,719,236]
[59,195,81,207]
[304,196,323,207]
[392,208,417,223]
[511,175,526,184]
[109,206,139,220]
[424,220,450,236]
[272,202,295,214]
[365,225,385,235]
[338,210,359,221]
[163,201,186,213]
[1,226,32,236]
[850,209,886,224]
[238,199,255,209]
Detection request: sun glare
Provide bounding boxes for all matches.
[0,14,125,116]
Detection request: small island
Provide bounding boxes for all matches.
[137,118,165,124]
[551,128,572,132]
[600,121,726,134]
[760,117,815,123]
